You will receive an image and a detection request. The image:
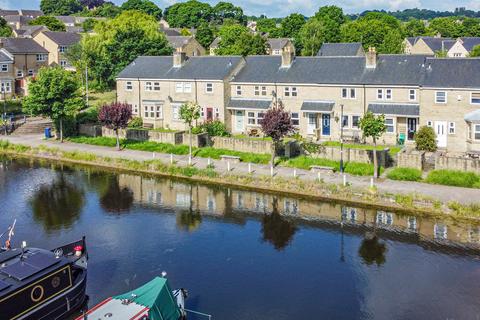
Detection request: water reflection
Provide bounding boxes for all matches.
[358,233,387,266]
[261,197,297,250]
[100,176,134,213]
[31,173,84,232]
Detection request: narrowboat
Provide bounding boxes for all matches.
[0,237,88,320]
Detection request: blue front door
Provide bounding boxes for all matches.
[322,114,331,136]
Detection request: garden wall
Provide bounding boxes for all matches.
[211,136,273,154]
[100,127,183,144]
[435,156,480,174]
[397,150,424,170]
[78,124,102,137]
[313,147,392,167]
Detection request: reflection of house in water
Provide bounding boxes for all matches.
[117,174,480,247]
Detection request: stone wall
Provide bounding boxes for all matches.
[79,124,102,137]
[101,127,182,144]
[435,156,480,174]
[182,133,209,148]
[211,136,273,154]
[397,150,425,170]
[312,146,392,167]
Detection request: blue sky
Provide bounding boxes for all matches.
[1,0,479,17]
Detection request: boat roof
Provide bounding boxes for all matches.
[0,248,70,298]
[82,297,149,320]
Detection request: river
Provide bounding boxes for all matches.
[0,155,479,320]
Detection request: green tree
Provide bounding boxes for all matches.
[82,18,98,32]
[179,101,201,161]
[23,67,84,142]
[0,17,12,37]
[314,5,346,43]
[359,112,387,179]
[461,18,480,37]
[361,12,402,30]
[216,24,266,56]
[298,19,326,56]
[256,18,278,35]
[358,234,387,266]
[427,17,461,37]
[91,2,122,18]
[414,126,437,152]
[196,22,215,48]
[280,13,305,38]
[471,45,480,57]
[120,0,162,20]
[404,18,427,37]
[40,0,83,15]
[29,16,66,32]
[164,0,213,28]
[212,2,245,25]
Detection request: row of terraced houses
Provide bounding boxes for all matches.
[116,47,480,154]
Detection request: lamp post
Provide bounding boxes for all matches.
[2,86,6,136]
[340,104,344,173]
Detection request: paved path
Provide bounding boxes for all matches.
[2,134,479,205]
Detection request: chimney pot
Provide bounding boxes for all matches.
[280,46,295,68]
[173,51,187,68]
[366,47,377,69]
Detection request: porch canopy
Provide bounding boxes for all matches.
[465,109,480,122]
[300,101,334,113]
[367,103,419,117]
[227,98,271,110]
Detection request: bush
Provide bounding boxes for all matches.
[387,167,423,181]
[76,107,99,124]
[128,117,143,129]
[54,117,77,137]
[415,126,437,152]
[426,170,480,188]
[193,120,230,137]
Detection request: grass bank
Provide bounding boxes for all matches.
[281,155,381,176]
[387,167,480,189]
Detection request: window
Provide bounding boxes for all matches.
[254,86,267,96]
[36,54,47,62]
[352,116,360,128]
[284,87,290,97]
[284,199,298,215]
[0,81,11,93]
[175,83,183,93]
[172,104,180,120]
[60,60,67,67]
[236,85,242,96]
[342,115,349,128]
[342,207,357,223]
[133,104,138,114]
[156,105,162,118]
[407,217,417,231]
[144,106,148,118]
[385,89,392,100]
[377,89,383,100]
[342,88,348,98]
[284,87,297,97]
[385,118,394,133]
[350,88,356,99]
[145,82,153,91]
[291,87,297,97]
[376,211,393,226]
[254,86,260,96]
[247,112,255,125]
[291,112,299,126]
[475,124,480,140]
[215,107,220,119]
[427,121,433,127]
[273,49,280,55]
[257,112,264,124]
[59,46,67,53]
[342,88,356,99]
[0,64,8,72]
[409,89,417,101]
[28,69,34,76]
[435,91,447,103]
[261,86,267,96]
[125,81,133,91]
[247,112,264,125]
[153,82,160,91]
[434,223,447,240]
[16,70,23,77]
[184,82,191,93]
[205,83,213,93]
[377,89,392,100]
[471,92,480,104]
[448,122,455,134]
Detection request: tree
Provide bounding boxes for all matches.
[164,0,213,28]
[314,5,346,43]
[260,105,296,166]
[427,17,461,37]
[404,18,427,37]
[120,0,162,20]
[0,17,12,37]
[298,19,326,56]
[280,13,306,38]
[414,126,437,152]
[80,0,105,9]
[40,0,83,15]
[212,2,245,25]
[256,18,278,35]
[23,67,84,142]
[29,16,66,32]
[91,2,122,18]
[82,18,98,32]
[196,22,215,48]
[179,101,201,162]
[461,18,480,37]
[216,24,266,56]
[471,45,480,57]
[98,102,132,150]
[100,177,134,213]
[358,234,387,266]
[261,197,297,250]
[359,112,387,179]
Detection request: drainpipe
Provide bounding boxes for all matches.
[138,77,141,119]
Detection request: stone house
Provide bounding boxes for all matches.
[405,36,455,56]
[317,42,365,57]
[447,37,480,57]
[12,25,49,39]
[166,36,205,57]
[0,49,15,99]
[209,37,221,56]
[33,31,81,70]
[0,38,49,96]
[266,38,295,56]
[116,53,245,131]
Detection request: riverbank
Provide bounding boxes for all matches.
[1,135,479,220]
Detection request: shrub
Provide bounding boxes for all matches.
[194,120,230,137]
[387,167,423,181]
[128,117,143,129]
[76,107,99,124]
[426,170,480,188]
[415,126,437,152]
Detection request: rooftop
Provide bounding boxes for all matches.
[42,31,81,46]
[317,42,364,57]
[0,38,48,54]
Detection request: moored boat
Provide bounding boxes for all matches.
[0,237,88,320]
[77,276,188,320]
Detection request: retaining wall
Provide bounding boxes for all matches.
[211,136,273,154]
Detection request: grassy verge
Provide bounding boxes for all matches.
[426,170,480,189]
[281,155,382,176]
[322,141,402,155]
[89,90,116,108]
[387,167,423,182]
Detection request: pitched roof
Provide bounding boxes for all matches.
[13,25,48,38]
[166,36,192,49]
[227,98,272,110]
[465,109,480,122]
[210,37,221,48]
[300,101,335,113]
[267,38,290,50]
[0,49,13,62]
[420,37,455,52]
[368,103,420,116]
[317,42,364,57]
[19,10,43,18]
[422,58,480,89]
[4,15,32,25]
[1,38,48,54]
[42,31,81,46]
[458,37,480,52]
[361,55,428,86]
[54,16,76,24]
[117,56,244,80]
[0,10,19,17]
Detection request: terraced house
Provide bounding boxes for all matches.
[116,48,480,154]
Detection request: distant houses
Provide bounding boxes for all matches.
[317,42,365,57]
[405,36,480,57]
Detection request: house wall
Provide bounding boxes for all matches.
[33,33,59,65]
[180,38,206,57]
[11,53,48,96]
[447,41,469,58]
[0,61,15,99]
[410,39,435,55]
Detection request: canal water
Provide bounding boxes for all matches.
[0,156,480,320]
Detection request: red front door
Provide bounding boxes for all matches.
[206,107,213,121]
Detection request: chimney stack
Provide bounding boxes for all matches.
[173,51,187,68]
[280,46,295,68]
[366,47,377,69]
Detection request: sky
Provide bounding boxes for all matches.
[1,0,480,18]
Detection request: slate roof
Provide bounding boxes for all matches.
[300,101,335,112]
[0,50,13,62]
[43,31,81,46]
[166,36,192,49]
[19,10,43,18]
[117,56,244,80]
[464,109,480,122]
[0,10,19,17]
[361,55,428,86]
[1,38,48,54]
[267,38,290,50]
[55,16,76,25]
[317,42,364,57]
[420,37,455,52]
[4,15,32,25]
[458,37,480,52]
[422,58,480,89]
[13,25,48,38]
[368,103,420,116]
[227,98,272,110]
[210,37,221,48]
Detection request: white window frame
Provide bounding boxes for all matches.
[291,87,297,97]
[342,115,349,128]
[0,81,11,93]
[215,107,220,119]
[28,69,34,76]
[434,223,447,240]
[351,115,360,129]
[205,83,213,93]
[435,91,447,104]
[261,86,267,96]
[145,81,153,91]
[36,54,47,62]
[0,64,8,72]
[172,103,181,121]
[156,105,163,119]
[16,70,23,77]
[377,89,383,100]
[427,120,433,127]
[60,60,67,67]
[153,82,160,91]
[291,112,299,126]
[184,82,192,93]
[350,88,356,99]
[175,82,183,93]
[236,85,242,96]
[448,122,455,135]
[125,81,133,91]
[471,92,480,105]
[475,124,480,140]
[385,117,395,134]
[284,87,290,97]
[254,86,260,96]
[385,89,392,100]
[59,46,67,53]
[409,89,417,101]
[342,88,348,99]
[247,111,256,125]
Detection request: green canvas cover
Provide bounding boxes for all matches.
[113,277,181,320]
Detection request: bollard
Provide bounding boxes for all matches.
[207,157,211,166]
[152,152,155,159]
[370,177,374,188]
[170,153,173,164]
[293,169,297,178]
[227,161,230,172]
[317,172,321,181]
[343,174,347,186]
[270,165,274,177]
[248,163,252,174]
[188,156,192,165]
